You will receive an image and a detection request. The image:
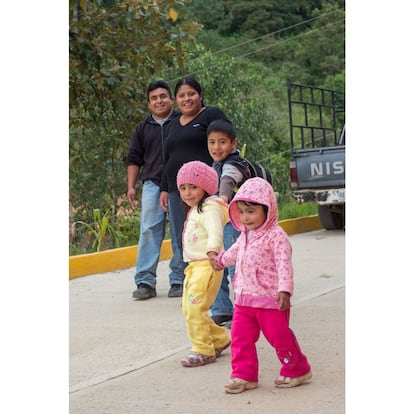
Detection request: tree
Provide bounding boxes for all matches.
[184,0,232,33]
[69,0,201,218]
[293,3,345,85]
[222,0,324,37]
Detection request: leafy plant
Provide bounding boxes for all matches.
[71,208,120,252]
[112,208,140,248]
[69,0,201,218]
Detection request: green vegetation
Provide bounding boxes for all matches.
[69,0,344,254]
[278,201,318,221]
[71,208,120,254]
[69,200,318,255]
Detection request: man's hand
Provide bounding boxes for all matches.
[127,165,140,207]
[127,188,137,208]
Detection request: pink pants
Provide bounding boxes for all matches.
[230,305,311,382]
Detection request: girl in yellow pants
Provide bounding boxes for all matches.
[177,161,231,367]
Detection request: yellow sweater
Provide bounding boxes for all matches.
[182,196,229,262]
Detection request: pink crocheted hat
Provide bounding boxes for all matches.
[176,161,218,196]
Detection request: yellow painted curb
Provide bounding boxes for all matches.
[69,215,321,279]
[69,240,173,280]
[280,214,322,235]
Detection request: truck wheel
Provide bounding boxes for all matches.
[318,204,345,230]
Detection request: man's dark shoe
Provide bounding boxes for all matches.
[133,283,156,300]
[168,284,183,298]
[212,314,233,326]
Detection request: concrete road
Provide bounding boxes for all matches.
[70,229,345,413]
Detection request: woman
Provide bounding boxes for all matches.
[160,77,229,297]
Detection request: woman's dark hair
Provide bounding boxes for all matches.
[237,200,268,216]
[174,77,205,106]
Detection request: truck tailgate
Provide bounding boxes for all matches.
[293,146,345,189]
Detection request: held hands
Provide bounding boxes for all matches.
[207,252,222,271]
[276,291,291,311]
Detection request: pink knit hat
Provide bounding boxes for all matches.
[176,161,218,196]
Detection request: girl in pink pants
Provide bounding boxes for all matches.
[209,177,312,393]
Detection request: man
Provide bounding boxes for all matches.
[127,80,184,299]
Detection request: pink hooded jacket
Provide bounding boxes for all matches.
[217,177,294,309]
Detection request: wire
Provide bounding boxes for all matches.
[200,9,341,57]
[161,8,343,78]
[228,19,344,61]
[166,18,344,85]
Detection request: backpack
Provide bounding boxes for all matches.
[245,159,273,185]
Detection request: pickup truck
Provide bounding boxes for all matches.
[288,82,345,230]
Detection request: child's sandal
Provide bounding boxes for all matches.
[181,352,216,367]
[274,371,312,388]
[224,377,258,394]
[215,341,231,358]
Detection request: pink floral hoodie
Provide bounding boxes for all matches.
[217,177,294,309]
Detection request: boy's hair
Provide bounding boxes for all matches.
[237,200,268,216]
[146,80,172,101]
[207,119,236,141]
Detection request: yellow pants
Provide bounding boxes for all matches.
[182,260,231,356]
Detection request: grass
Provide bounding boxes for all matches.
[278,200,318,221]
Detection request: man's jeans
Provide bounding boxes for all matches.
[210,222,239,316]
[134,181,185,288]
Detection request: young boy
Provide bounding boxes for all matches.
[207,119,251,326]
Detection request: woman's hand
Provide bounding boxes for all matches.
[160,191,169,212]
